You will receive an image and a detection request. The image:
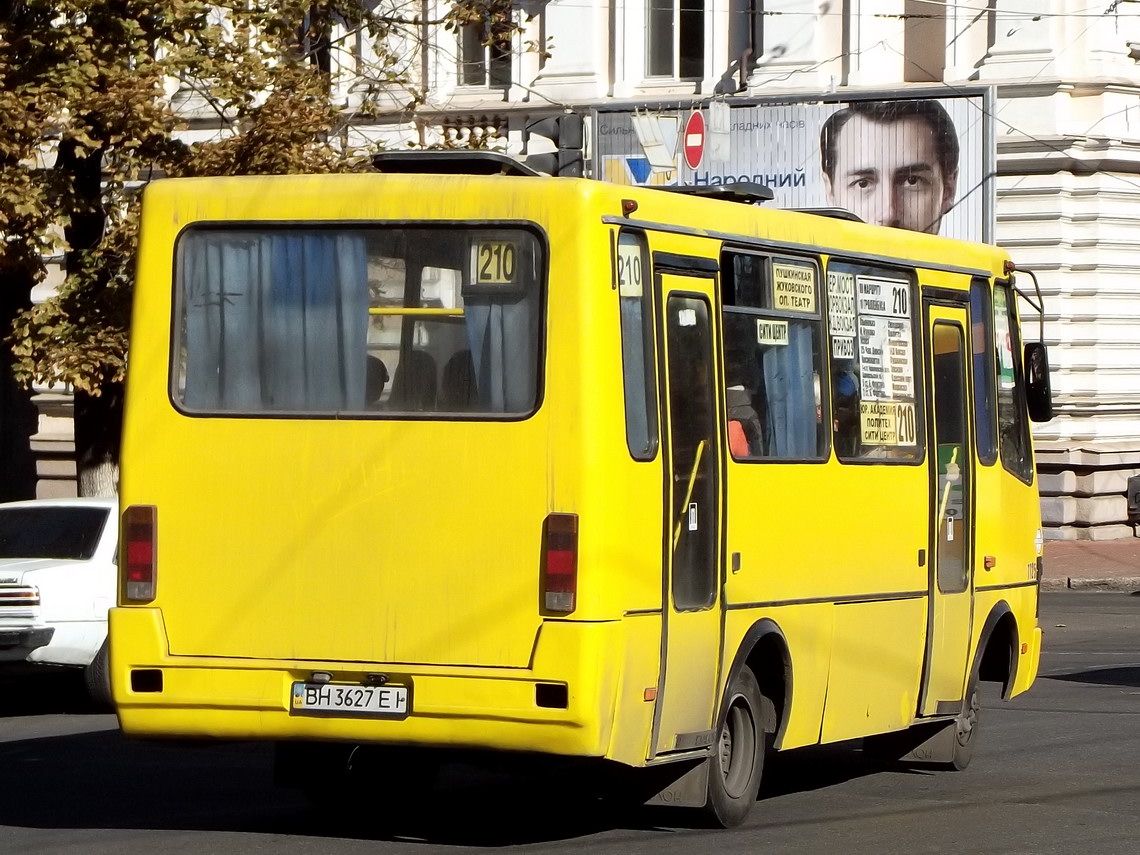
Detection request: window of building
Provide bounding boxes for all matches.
[617,231,659,460]
[993,283,1033,483]
[647,0,705,79]
[721,250,827,460]
[298,8,333,75]
[459,21,512,87]
[828,260,922,462]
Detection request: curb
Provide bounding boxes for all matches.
[1041,577,1140,593]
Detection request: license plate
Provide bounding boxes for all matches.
[290,682,410,719]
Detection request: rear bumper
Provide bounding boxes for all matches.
[0,626,55,663]
[110,607,622,758]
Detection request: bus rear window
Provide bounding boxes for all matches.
[173,226,544,417]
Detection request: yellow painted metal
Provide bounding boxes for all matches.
[723,605,834,750]
[921,309,974,715]
[367,307,464,316]
[820,598,928,742]
[111,607,620,755]
[652,272,722,758]
[606,613,663,765]
[114,172,1043,771]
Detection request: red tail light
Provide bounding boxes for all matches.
[124,505,157,603]
[543,513,578,614]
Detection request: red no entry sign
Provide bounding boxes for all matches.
[684,111,705,170]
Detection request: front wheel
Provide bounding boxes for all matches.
[703,668,768,828]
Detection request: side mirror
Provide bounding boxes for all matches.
[1024,342,1053,422]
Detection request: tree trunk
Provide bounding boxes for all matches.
[59,139,120,497]
[73,384,123,498]
[0,285,39,502]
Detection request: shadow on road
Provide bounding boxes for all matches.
[0,723,911,845]
[0,727,671,845]
[0,672,99,717]
[1045,666,1140,689]
[761,741,929,800]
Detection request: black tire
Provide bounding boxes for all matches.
[948,682,979,771]
[84,638,113,710]
[703,668,767,828]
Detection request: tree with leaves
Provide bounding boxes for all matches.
[0,0,522,497]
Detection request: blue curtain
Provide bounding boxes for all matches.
[465,293,538,413]
[762,322,816,458]
[181,232,368,412]
[619,296,651,455]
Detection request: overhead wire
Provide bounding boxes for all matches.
[307,0,1140,175]
[881,8,1140,226]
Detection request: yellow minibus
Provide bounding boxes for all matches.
[111,155,1051,826]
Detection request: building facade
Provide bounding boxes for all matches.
[30,1,1140,539]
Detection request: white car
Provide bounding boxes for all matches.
[0,497,117,705]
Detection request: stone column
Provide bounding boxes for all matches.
[944,0,992,81]
[977,0,1065,81]
[845,0,908,86]
[527,0,610,101]
[749,0,827,91]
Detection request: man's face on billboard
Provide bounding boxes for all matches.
[824,114,957,235]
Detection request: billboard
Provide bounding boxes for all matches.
[593,93,993,243]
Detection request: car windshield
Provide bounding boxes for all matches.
[0,506,110,560]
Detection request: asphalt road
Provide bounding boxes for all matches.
[1,592,1137,854]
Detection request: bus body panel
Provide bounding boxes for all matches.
[124,177,629,670]
[725,463,928,604]
[722,605,834,751]
[820,597,929,742]
[605,613,663,765]
[144,417,550,667]
[111,606,622,756]
[114,172,1044,780]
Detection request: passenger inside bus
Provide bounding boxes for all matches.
[389,350,437,411]
[724,342,764,457]
[440,350,476,410]
[832,367,861,456]
[365,354,390,407]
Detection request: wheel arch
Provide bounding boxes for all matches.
[721,618,793,747]
[973,599,1020,701]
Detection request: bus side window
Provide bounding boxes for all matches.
[827,261,922,463]
[722,251,827,460]
[617,231,658,460]
[993,283,1034,483]
[969,279,997,465]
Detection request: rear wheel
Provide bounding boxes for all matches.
[948,683,980,771]
[84,639,113,710]
[703,668,767,828]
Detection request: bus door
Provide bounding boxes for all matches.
[651,270,724,757]
[919,301,975,716]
